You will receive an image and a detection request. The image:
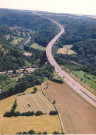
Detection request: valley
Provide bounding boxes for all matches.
[0,8,96,134]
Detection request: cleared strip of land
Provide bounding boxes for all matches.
[43,81,96,134]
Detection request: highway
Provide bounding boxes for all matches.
[46,18,96,107]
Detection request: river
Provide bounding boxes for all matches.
[21,32,31,50]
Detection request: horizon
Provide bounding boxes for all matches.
[0,0,96,16]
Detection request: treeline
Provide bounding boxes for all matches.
[1,65,54,99]
[3,99,43,117]
[4,109,58,117]
[16,130,63,134]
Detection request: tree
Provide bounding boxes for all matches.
[28,130,35,134]
[23,131,27,134]
[53,100,56,104]
[33,87,37,93]
[35,111,43,116]
[53,131,59,134]
[14,111,20,117]
[43,132,47,134]
[49,111,58,115]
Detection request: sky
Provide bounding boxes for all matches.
[0,0,96,15]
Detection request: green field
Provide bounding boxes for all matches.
[0,44,2,48]
[30,43,46,51]
[11,37,24,45]
[72,71,96,89]
[57,45,76,55]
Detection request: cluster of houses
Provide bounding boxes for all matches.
[0,65,38,77]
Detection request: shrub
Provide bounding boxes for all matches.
[35,111,43,116]
[14,111,20,117]
[21,111,34,116]
[23,131,27,134]
[52,79,63,84]
[49,111,58,115]
[43,132,47,134]
[28,130,35,134]
[53,131,60,134]
[38,132,42,134]
[33,87,37,93]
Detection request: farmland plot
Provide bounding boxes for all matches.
[16,91,55,113]
[43,81,96,134]
[0,86,61,134]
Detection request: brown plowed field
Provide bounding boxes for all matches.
[43,81,96,134]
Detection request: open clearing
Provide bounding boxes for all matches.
[11,37,24,45]
[0,85,61,134]
[43,81,96,134]
[30,43,46,51]
[0,44,2,48]
[23,51,32,56]
[16,91,55,113]
[57,45,76,55]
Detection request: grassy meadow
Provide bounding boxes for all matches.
[57,45,76,55]
[30,43,46,51]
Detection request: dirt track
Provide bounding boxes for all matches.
[43,81,96,134]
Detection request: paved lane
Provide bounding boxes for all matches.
[46,18,96,107]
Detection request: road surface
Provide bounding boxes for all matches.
[46,18,96,107]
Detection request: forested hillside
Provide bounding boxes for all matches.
[0,9,59,72]
[50,14,96,76]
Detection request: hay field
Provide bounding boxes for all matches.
[30,43,46,51]
[43,81,96,134]
[16,91,55,113]
[0,115,61,134]
[57,45,76,55]
[0,85,61,134]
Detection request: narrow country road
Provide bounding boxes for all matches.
[46,18,96,107]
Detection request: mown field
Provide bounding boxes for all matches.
[43,81,96,134]
[0,85,61,134]
[16,91,55,113]
[30,43,46,51]
[57,45,76,55]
